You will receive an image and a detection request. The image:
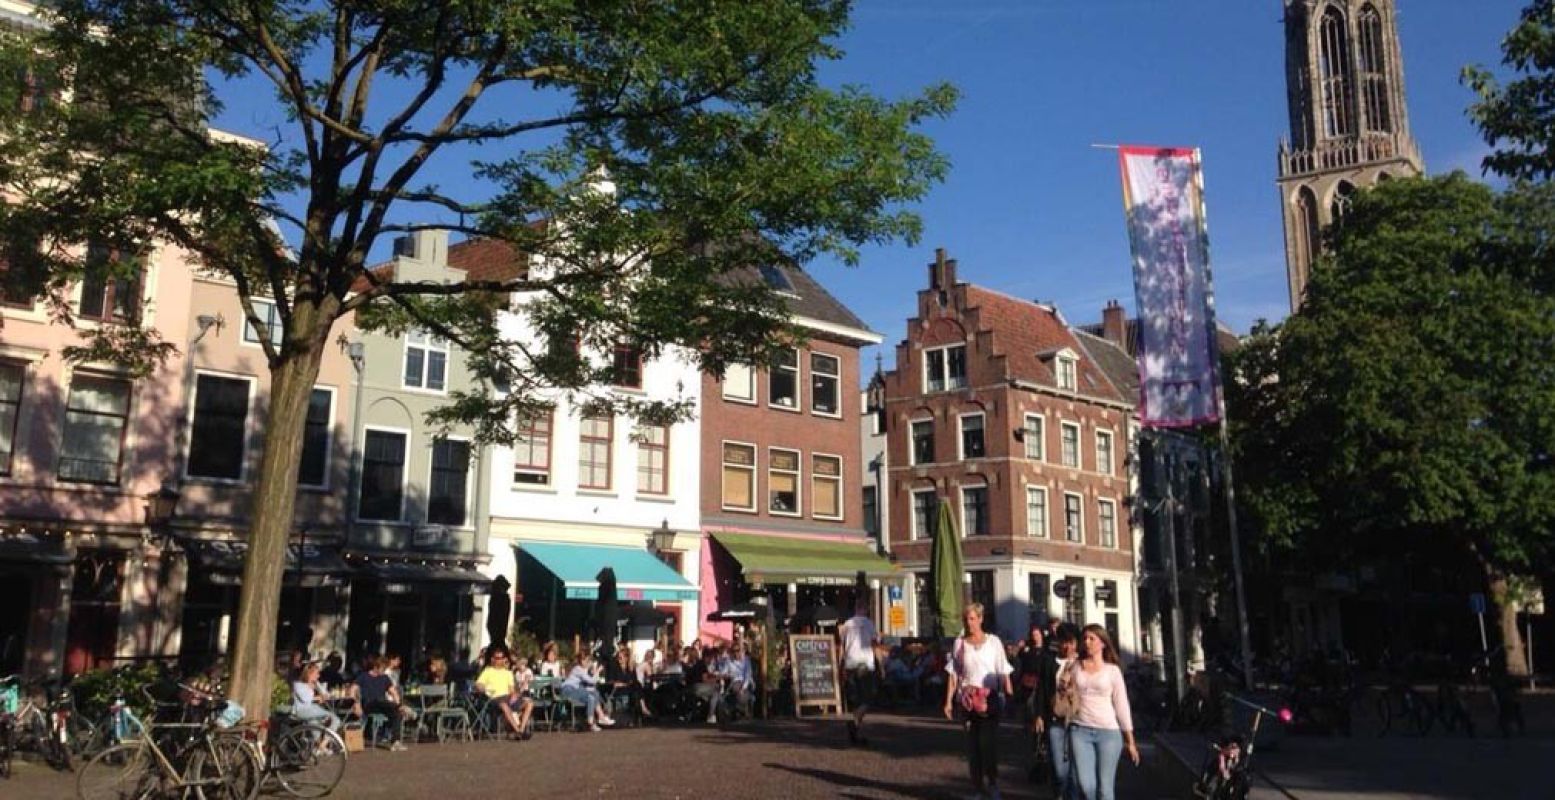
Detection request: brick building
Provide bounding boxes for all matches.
[698,263,896,641]
[882,250,1139,653]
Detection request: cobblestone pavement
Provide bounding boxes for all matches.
[7,711,1177,799]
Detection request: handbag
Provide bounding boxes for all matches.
[341,726,365,753]
[1052,659,1080,720]
[958,684,990,716]
[1020,672,1040,690]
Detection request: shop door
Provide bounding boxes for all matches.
[0,574,32,675]
[65,555,123,676]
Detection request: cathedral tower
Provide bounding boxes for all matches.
[1278,0,1422,311]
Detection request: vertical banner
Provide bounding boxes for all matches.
[1118,146,1222,427]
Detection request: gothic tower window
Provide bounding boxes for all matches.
[1358,4,1392,133]
[1330,181,1355,224]
[1318,7,1354,139]
[1296,186,1320,278]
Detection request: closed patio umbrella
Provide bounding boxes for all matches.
[594,567,619,658]
[931,499,965,638]
[486,575,512,647]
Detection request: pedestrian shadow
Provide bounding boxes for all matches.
[763,762,960,800]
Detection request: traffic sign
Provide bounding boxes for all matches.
[1053,580,1070,599]
[1469,593,1487,615]
[888,606,907,628]
[887,585,903,603]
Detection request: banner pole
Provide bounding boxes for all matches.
[1192,148,1256,690]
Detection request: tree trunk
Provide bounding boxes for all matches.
[225,300,332,719]
[1488,572,1530,678]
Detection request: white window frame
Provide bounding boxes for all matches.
[811,452,843,521]
[1056,353,1078,391]
[722,362,756,404]
[1098,498,1118,549]
[402,330,449,393]
[297,385,337,490]
[57,370,135,486]
[634,423,670,497]
[1063,491,1084,543]
[358,425,412,524]
[959,482,989,538]
[1026,486,1049,539]
[241,298,284,348]
[577,414,614,491]
[768,446,802,517]
[910,488,937,541]
[184,369,257,484]
[1095,429,1115,477]
[1060,421,1082,468]
[910,417,934,466]
[720,440,757,512]
[809,352,842,418]
[958,412,986,461]
[426,435,475,529]
[768,348,801,412]
[1023,413,1045,461]
[923,344,968,393]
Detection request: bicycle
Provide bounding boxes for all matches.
[1375,674,1431,736]
[76,690,260,800]
[0,675,18,779]
[6,676,77,770]
[258,712,348,798]
[1193,694,1291,800]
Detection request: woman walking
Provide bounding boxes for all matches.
[943,603,1014,800]
[1068,624,1139,800]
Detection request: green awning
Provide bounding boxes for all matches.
[518,541,699,602]
[710,531,896,585]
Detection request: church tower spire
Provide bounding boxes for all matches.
[1278,0,1422,311]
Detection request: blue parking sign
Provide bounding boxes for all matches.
[1469,593,1487,615]
[888,585,902,602]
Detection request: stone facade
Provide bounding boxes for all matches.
[1278,0,1422,310]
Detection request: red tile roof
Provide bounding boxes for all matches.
[961,285,1126,404]
[446,237,527,283]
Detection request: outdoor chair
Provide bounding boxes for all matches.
[414,684,472,743]
[364,712,393,748]
[528,678,559,732]
[457,691,501,739]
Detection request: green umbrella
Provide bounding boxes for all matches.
[930,499,965,638]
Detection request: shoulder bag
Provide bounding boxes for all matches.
[1052,658,1081,720]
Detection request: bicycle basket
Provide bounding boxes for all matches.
[216,701,246,729]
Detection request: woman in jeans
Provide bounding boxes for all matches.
[943,603,1014,800]
[560,653,616,732]
[1068,624,1138,800]
[290,661,342,731]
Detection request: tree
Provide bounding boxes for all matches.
[1465,0,1555,181]
[0,1,954,715]
[1228,175,1555,675]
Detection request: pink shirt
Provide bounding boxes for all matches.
[1070,662,1133,732]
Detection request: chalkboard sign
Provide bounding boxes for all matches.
[789,634,842,716]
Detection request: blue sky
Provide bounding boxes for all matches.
[805,0,1527,369]
[209,1,1528,374]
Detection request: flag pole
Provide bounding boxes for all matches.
[1191,148,1256,690]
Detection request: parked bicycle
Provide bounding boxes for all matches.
[0,674,18,778]
[76,684,259,800]
[2,675,79,771]
[1193,694,1292,800]
[257,710,348,798]
[1375,673,1432,736]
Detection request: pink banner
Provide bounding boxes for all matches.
[1118,146,1222,427]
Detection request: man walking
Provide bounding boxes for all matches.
[839,600,879,746]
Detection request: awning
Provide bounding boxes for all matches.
[710,531,895,586]
[518,541,698,602]
[182,539,351,588]
[363,562,493,595]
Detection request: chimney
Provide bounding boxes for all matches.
[928,247,958,291]
[394,230,449,266]
[1102,300,1127,347]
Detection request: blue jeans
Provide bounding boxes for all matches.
[1069,724,1123,800]
[1048,722,1076,799]
[292,701,341,731]
[560,686,599,722]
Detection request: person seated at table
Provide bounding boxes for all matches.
[604,646,642,719]
[475,647,533,740]
[291,661,342,732]
[356,656,413,751]
[424,656,449,686]
[559,653,615,731]
[686,648,723,724]
[320,652,347,689]
[722,643,754,718]
[385,653,405,690]
[660,647,683,675]
[537,642,565,678]
[884,647,923,704]
[513,656,536,692]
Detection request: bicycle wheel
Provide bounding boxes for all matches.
[1374,694,1393,737]
[0,720,12,779]
[185,735,261,800]
[270,724,347,798]
[34,713,72,771]
[1408,693,1433,736]
[69,713,98,757]
[76,743,159,800]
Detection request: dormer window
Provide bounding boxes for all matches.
[1056,354,1078,391]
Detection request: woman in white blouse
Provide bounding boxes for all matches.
[943,603,1014,800]
[1068,624,1139,800]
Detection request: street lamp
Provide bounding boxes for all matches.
[145,481,181,528]
[647,519,676,555]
